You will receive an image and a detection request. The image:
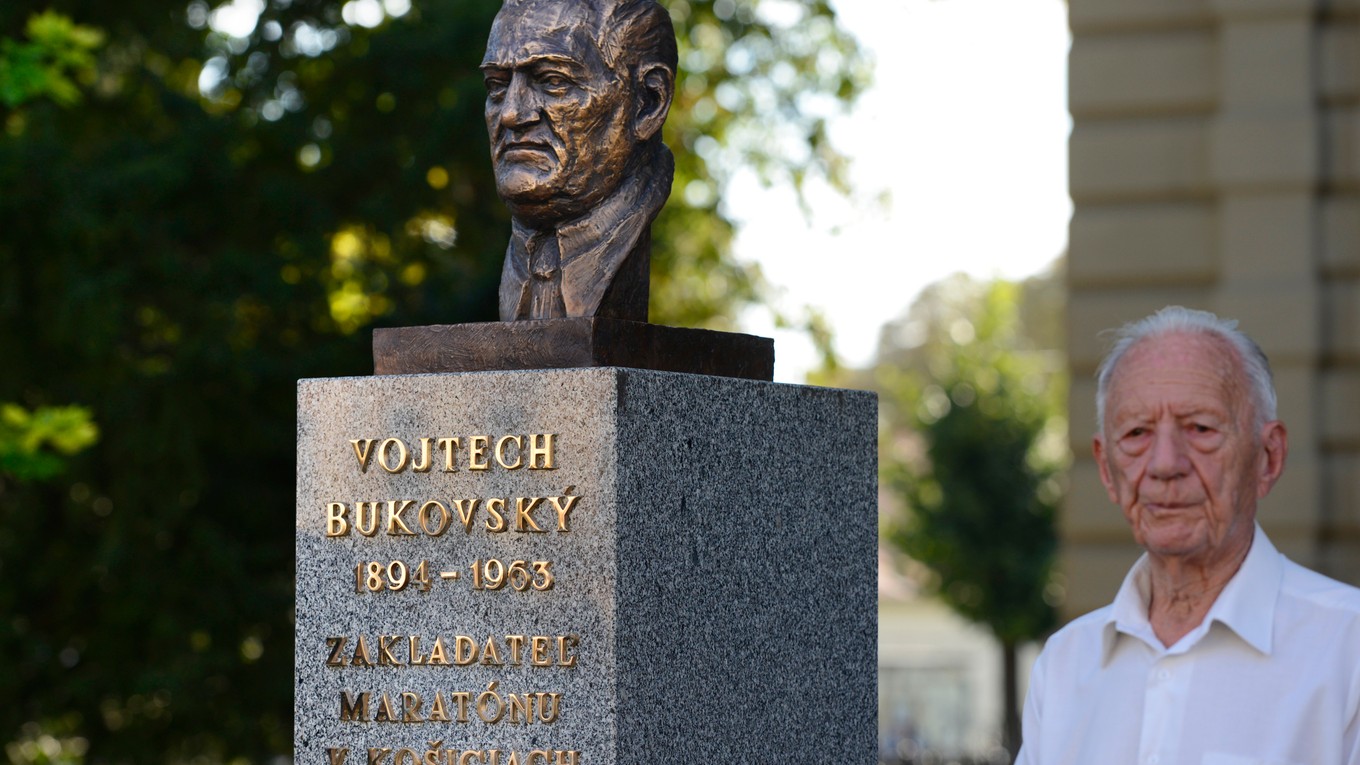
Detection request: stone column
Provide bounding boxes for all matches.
[295,368,877,763]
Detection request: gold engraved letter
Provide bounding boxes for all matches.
[549,492,579,532]
[411,437,433,472]
[407,636,426,666]
[355,502,380,537]
[378,438,410,473]
[386,500,416,536]
[328,748,349,765]
[373,692,398,723]
[428,692,451,723]
[451,692,471,723]
[454,635,477,666]
[401,691,424,723]
[351,635,375,667]
[494,435,523,469]
[514,497,545,533]
[418,501,451,536]
[556,635,579,668]
[527,434,556,470]
[468,436,490,471]
[480,636,504,667]
[453,498,480,533]
[427,636,451,666]
[351,439,375,471]
[326,503,351,537]
[484,498,507,533]
[505,634,526,665]
[340,691,370,722]
[438,437,461,472]
[378,635,401,666]
[326,636,348,667]
[530,636,552,667]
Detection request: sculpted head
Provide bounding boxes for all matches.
[481,0,677,229]
[1092,306,1288,570]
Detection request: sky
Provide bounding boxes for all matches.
[731,0,1073,382]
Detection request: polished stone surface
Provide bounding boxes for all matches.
[296,368,876,763]
[372,319,774,381]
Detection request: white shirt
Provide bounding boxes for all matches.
[1017,526,1360,765]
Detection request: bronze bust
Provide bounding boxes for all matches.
[481,0,677,323]
[371,0,772,380]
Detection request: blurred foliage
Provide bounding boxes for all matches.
[879,275,1064,641]
[0,11,103,107]
[873,265,1066,754]
[0,0,865,762]
[5,719,90,765]
[0,404,99,481]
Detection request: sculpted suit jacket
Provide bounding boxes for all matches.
[498,146,674,323]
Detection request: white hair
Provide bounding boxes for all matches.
[1094,305,1277,433]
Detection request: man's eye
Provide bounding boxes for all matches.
[485,77,508,97]
[538,73,571,90]
[1123,427,1147,440]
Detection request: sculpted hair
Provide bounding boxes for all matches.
[494,0,678,77]
[1094,305,1277,433]
[596,0,678,79]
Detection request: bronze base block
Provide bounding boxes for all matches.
[372,318,774,381]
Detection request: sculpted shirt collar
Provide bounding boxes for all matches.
[502,145,674,318]
[1102,523,1283,662]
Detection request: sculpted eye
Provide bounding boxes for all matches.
[537,72,573,93]
[484,75,509,100]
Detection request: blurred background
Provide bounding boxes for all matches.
[2,0,1358,763]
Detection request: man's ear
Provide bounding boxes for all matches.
[1093,435,1120,505]
[633,63,674,142]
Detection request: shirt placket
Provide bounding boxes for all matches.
[1137,651,1192,765]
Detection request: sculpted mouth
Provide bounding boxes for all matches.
[499,141,552,159]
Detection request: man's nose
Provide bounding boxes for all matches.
[1146,426,1189,480]
[499,72,541,129]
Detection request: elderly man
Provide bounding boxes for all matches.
[481,0,676,322]
[1017,306,1360,765]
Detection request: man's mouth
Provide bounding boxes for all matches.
[499,141,553,160]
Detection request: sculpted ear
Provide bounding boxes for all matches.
[633,62,674,142]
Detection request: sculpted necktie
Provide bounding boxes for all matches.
[526,231,566,319]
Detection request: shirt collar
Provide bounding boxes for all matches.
[1101,524,1283,663]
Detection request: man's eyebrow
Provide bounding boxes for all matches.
[480,53,584,71]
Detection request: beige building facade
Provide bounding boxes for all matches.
[1064,0,1360,617]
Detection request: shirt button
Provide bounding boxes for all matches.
[1157,669,1171,681]
[1148,756,1160,765]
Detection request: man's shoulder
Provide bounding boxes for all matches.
[1035,603,1114,663]
[1279,556,1360,616]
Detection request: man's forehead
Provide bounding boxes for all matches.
[482,2,604,68]
[1106,332,1245,413]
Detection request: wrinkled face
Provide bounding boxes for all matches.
[1094,332,1286,569]
[481,2,636,226]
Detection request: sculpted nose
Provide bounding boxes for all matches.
[499,73,540,129]
[1147,427,1189,480]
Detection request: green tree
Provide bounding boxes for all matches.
[0,10,102,107]
[878,270,1066,758]
[0,1,865,761]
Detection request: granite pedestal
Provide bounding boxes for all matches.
[296,368,876,764]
